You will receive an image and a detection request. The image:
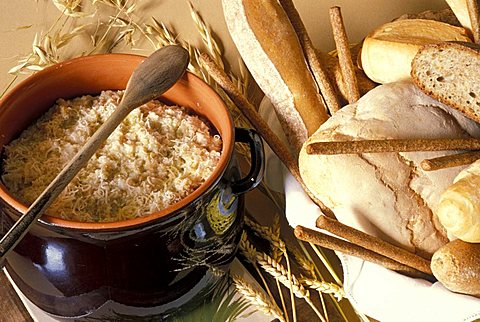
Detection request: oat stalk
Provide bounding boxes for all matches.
[188,1,223,69]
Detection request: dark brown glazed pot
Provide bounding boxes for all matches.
[0,54,264,320]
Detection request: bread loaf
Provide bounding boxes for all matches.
[222,0,329,154]
[431,239,480,297]
[445,0,480,40]
[396,8,461,26]
[436,159,480,242]
[360,19,471,84]
[411,41,480,123]
[299,81,480,258]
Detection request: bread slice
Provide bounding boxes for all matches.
[411,41,480,123]
[360,19,471,84]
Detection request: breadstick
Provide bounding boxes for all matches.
[421,150,480,171]
[467,0,480,43]
[316,215,432,275]
[199,53,336,218]
[329,6,360,103]
[306,138,480,155]
[278,0,342,114]
[294,225,434,281]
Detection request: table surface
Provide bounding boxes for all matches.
[0,270,32,322]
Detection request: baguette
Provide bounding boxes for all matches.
[411,41,480,123]
[222,0,329,154]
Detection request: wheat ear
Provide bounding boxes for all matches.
[300,277,346,301]
[232,275,286,322]
[257,253,326,322]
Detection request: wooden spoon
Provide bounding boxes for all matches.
[0,45,190,266]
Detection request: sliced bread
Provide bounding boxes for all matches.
[411,41,480,123]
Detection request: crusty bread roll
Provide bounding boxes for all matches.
[222,0,329,154]
[431,239,480,297]
[299,81,480,258]
[436,159,480,242]
[360,19,471,84]
[411,41,480,123]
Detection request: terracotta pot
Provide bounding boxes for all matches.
[0,54,264,319]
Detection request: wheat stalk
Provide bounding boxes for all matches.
[232,275,286,322]
[238,231,281,313]
[257,253,308,299]
[239,230,291,321]
[245,215,285,260]
[258,253,326,322]
[289,244,317,279]
[239,231,258,263]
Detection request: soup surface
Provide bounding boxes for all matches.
[2,90,222,222]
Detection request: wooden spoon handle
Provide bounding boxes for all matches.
[0,104,131,265]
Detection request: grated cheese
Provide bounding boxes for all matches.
[1,90,222,222]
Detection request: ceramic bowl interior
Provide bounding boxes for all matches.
[0,54,234,230]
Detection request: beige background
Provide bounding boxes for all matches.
[0,0,448,96]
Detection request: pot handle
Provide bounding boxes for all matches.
[231,128,265,195]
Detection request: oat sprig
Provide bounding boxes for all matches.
[53,0,91,17]
[187,1,223,69]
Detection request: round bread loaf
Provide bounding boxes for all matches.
[431,239,480,297]
[299,81,480,258]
